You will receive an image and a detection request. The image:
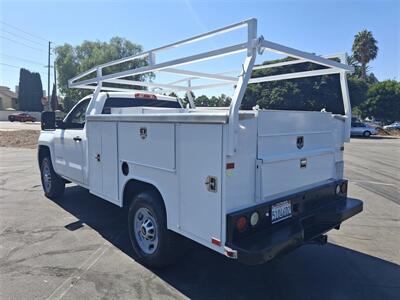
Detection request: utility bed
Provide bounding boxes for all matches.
[39,18,362,267]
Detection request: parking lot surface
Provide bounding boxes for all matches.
[0,137,399,299]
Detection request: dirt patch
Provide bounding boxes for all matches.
[0,130,40,149]
[376,128,400,136]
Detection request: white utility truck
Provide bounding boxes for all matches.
[38,19,362,267]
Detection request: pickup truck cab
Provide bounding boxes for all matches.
[39,93,181,189]
[38,19,362,268]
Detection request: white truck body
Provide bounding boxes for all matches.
[38,19,362,265]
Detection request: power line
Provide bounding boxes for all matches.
[0,20,49,42]
[0,53,45,66]
[0,62,48,78]
[0,35,47,52]
[1,28,47,47]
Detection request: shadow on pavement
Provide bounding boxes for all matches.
[351,135,398,140]
[53,185,400,300]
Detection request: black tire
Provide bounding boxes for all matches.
[363,131,371,137]
[40,156,65,199]
[128,190,183,268]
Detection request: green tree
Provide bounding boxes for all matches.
[352,30,378,80]
[358,80,400,123]
[347,77,369,108]
[31,72,44,111]
[18,68,43,111]
[55,37,150,112]
[194,94,232,107]
[242,57,344,114]
[50,83,58,111]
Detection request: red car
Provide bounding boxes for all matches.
[8,113,37,122]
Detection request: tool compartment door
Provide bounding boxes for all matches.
[87,121,119,204]
[256,111,335,201]
[178,124,223,243]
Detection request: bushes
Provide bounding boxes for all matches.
[358,80,400,123]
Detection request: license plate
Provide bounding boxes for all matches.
[271,200,292,223]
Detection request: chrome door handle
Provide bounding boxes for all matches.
[73,136,82,142]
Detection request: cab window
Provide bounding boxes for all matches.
[64,98,90,129]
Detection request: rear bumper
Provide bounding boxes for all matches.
[225,181,363,265]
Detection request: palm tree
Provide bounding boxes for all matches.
[352,30,378,80]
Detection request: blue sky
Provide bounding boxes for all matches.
[1,0,399,98]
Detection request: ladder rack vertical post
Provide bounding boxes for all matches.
[227,18,258,156]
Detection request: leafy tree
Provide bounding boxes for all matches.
[347,77,369,108]
[358,80,400,123]
[18,68,30,110]
[55,37,150,112]
[242,57,344,114]
[193,94,232,107]
[50,83,58,111]
[18,68,43,111]
[352,30,378,80]
[31,72,44,111]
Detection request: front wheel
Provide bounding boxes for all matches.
[40,157,65,199]
[128,190,183,268]
[363,131,371,138]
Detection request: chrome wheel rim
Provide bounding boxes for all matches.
[43,161,51,193]
[134,207,158,254]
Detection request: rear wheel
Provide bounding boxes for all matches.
[363,131,371,138]
[128,190,183,268]
[40,156,65,199]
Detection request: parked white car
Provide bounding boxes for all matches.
[351,122,378,137]
[37,19,362,267]
[383,122,400,131]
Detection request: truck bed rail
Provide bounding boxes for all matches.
[68,18,353,155]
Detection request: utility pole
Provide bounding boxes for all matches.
[53,59,57,110]
[47,41,51,111]
[54,60,56,87]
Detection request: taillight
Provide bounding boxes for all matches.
[236,216,247,232]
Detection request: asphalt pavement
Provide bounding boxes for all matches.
[0,137,399,299]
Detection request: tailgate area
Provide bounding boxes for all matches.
[256,110,336,202]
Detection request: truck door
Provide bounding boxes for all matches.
[53,99,90,184]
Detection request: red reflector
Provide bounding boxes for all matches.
[236,216,247,232]
[134,93,157,99]
[226,250,234,257]
[211,238,221,246]
[226,162,235,169]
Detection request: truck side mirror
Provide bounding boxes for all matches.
[41,111,56,130]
